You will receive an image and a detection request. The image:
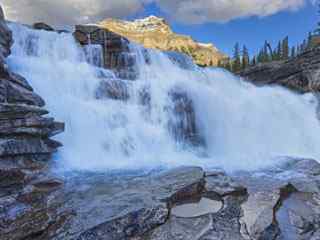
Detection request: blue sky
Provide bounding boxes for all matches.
[135,1,317,56]
[1,0,318,57]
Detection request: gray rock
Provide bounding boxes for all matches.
[205,170,247,197]
[0,12,65,240]
[0,116,64,137]
[6,79,45,106]
[0,5,4,21]
[0,168,27,188]
[0,137,59,156]
[54,167,204,239]
[240,48,320,92]
[0,103,48,119]
[95,79,130,101]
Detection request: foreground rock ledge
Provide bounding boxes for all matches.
[1,158,315,240]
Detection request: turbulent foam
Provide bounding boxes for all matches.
[7,23,320,172]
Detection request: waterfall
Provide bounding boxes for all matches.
[7,23,320,172]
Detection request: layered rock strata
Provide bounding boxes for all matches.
[0,7,67,240]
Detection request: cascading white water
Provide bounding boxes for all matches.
[7,23,320,172]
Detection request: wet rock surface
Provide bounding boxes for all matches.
[12,158,314,240]
[168,90,205,147]
[0,6,66,240]
[74,24,140,80]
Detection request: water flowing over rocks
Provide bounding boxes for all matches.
[240,48,320,93]
[74,24,203,147]
[74,24,139,80]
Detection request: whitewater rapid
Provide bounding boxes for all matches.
[7,23,320,172]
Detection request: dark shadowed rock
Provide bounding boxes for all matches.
[0,5,4,21]
[33,22,55,32]
[95,79,130,101]
[168,90,205,147]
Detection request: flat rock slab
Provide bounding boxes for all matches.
[54,167,206,240]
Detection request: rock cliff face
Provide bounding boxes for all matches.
[0,7,68,240]
[96,16,227,67]
[240,48,320,93]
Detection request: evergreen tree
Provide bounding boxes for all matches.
[272,41,282,61]
[302,39,308,52]
[308,32,313,45]
[263,41,269,62]
[290,46,296,58]
[257,49,264,63]
[225,60,232,72]
[296,45,300,55]
[232,43,241,72]
[251,56,256,66]
[315,1,320,35]
[282,36,289,60]
[242,45,250,70]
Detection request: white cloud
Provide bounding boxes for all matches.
[0,0,312,27]
[155,0,307,24]
[0,0,148,27]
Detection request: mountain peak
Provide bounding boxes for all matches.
[98,16,227,66]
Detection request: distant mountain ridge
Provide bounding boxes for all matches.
[97,16,227,67]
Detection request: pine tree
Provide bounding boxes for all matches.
[263,41,269,62]
[232,43,241,72]
[257,49,264,63]
[308,32,313,44]
[242,45,250,70]
[315,1,320,35]
[282,36,289,60]
[251,56,256,66]
[276,41,282,60]
[290,46,296,58]
[225,60,232,71]
[302,39,308,52]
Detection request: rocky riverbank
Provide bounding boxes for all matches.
[240,48,320,93]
